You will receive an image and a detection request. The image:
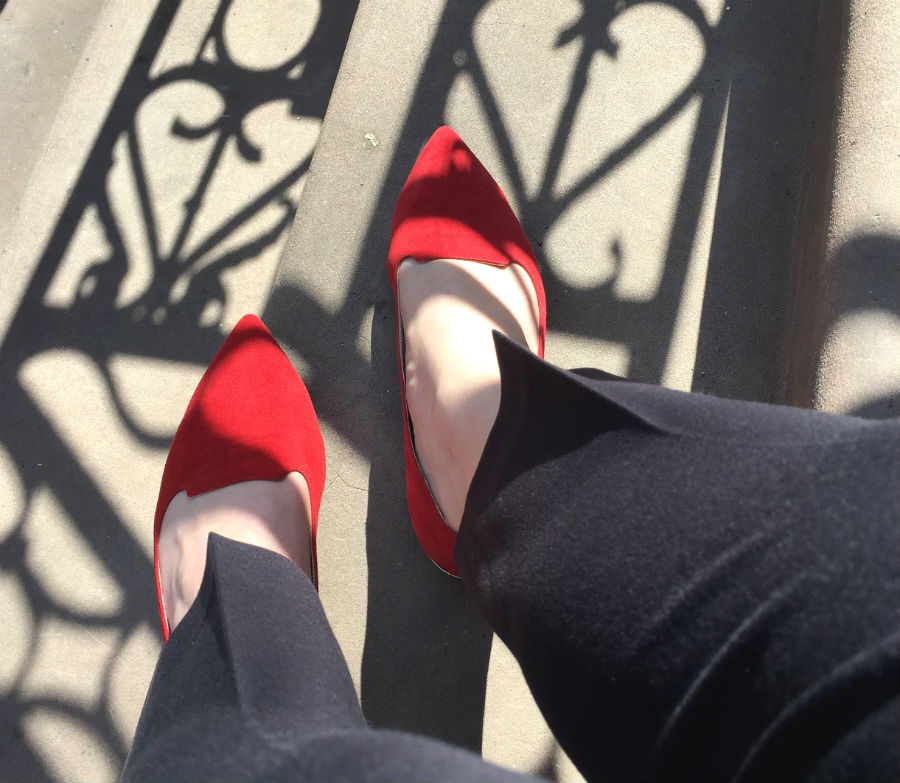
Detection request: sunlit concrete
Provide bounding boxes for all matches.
[809,0,900,417]
[266,0,897,779]
[1,0,897,779]
[0,0,347,779]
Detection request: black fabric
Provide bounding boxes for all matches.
[124,333,899,782]
[122,534,537,782]
[455,332,900,782]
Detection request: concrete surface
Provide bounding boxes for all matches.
[0,0,355,779]
[782,0,900,416]
[0,0,897,780]
[265,0,896,778]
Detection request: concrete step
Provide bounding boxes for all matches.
[782,0,899,417]
[0,0,355,779]
[266,0,898,778]
[0,0,896,778]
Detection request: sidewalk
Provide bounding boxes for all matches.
[1,0,897,780]
[1,0,355,778]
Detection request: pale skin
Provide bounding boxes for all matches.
[157,258,540,631]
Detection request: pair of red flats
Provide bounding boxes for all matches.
[154,127,548,640]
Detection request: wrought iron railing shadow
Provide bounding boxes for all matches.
[264,0,825,770]
[0,1,356,779]
[1,0,831,778]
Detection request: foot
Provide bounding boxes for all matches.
[157,472,312,631]
[398,257,540,531]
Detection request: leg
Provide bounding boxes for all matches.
[457,334,900,781]
[399,257,540,530]
[400,264,899,781]
[123,533,362,781]
[125,534,543,782]
[129,315,545,781]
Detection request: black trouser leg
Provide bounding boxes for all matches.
[456,333,900,782]
[123,533,541,782]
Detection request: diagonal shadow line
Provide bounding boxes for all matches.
[126,118,163,268]
[537,29,602,206]
[547,69,730,381]
[171,135,231,267]
[529,0,714,242]
[541,71,702,228]
[0,382,155,615]
[465,44,529,212]
[182,154,312,268]
[189,196,295,281]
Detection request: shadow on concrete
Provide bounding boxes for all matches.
[374,0,822,756]
[262,0,830,765]
[0,0,843,777]
[693,1,825,402]
[0,1,356,778]
[835,234,900,418]
[827,234,898,418]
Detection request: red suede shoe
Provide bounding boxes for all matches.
[387,126,547,576]
[153,314,326,640]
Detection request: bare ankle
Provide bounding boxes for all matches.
[398,259,537,531]
[157,474,312,631]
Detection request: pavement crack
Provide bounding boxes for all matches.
[333,472,404,502]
